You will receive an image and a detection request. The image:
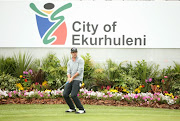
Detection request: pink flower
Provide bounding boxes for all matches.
[142,96,147,101]
[48,94,50,97]
[13,91,17,94]
[23,71,28,75]
[124,95,129,98]
[23,71,26,74]
[146,96,150,99]
[147,101,149,105]
[106,86,111,90]
[164,76,168,78]
[8,92,12,97]
[150,97,153,100]
[149,78,152,82]
[109,94,113,97]
[77,94,79,96]
[157,98,161,101]
[103,95,108,98]
[28,69,33,74]
[155,92,160,96]
[134,95,138,99]
[145,79,148,83]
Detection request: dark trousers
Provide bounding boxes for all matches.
[63,80,84,110]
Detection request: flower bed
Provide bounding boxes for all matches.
[0,89,179,109]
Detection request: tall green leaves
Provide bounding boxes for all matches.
[105,59,119,81]
[105,59,140,92]
[29,59,41,72]
[174,61,180,73]
[0,56,7,75]
[13,52,33,77]
[132,60,160,84]
[61,55,70,68]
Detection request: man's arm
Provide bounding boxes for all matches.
[70,72,79,81]
[67,61,71,82]
[77,58,84,76]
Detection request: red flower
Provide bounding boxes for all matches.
[106,86,111,91]
[142,85,145,88]
[35,82,39,85]
[24,79,28,82]
[161,79,165,83]
[101,86,104,90]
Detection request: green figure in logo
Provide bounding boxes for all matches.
[30,3,72,44]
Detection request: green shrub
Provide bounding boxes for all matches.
[41,53,67,89]
[0,56,17,76]
[104,59,140,93]
[161,62,180,96]
[92,67,109,91]
[81,53,95,89]
[169,73,180,96]
[118,72,140,93]
[105,59,119,82]
[0,56,6,75]
[0,73,19,91]
[4,57,17,76]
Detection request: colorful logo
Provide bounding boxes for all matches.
[30,3,72,45]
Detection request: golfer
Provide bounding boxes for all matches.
[63,47,86,114]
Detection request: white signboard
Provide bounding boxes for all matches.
[0,1,180,48]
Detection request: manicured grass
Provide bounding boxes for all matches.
[0,104,180,121]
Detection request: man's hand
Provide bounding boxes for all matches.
[67,77,73,83]
[69,77,73,83]
[67,73,79,83]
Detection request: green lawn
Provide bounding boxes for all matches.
[0,104,180,121]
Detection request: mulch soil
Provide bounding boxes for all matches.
[0,98,179,109]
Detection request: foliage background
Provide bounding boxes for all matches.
[0,52,179,96]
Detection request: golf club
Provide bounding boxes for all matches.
[58,81,69,90]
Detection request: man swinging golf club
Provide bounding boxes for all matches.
[63,47,86,114]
